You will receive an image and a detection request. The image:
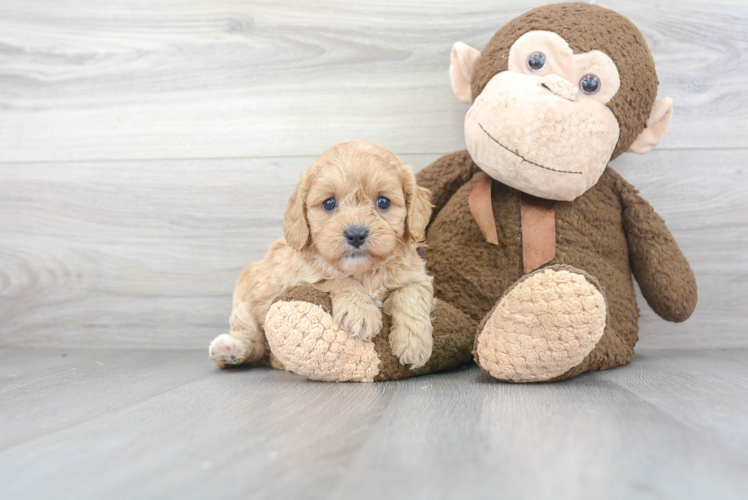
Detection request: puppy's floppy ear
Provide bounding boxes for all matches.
[404,167,432,243]
[283,171,311,251]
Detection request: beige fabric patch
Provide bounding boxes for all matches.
[506,31,621,105]
[265,300,381,382]
[475,268,606,382]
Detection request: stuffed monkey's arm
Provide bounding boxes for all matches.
[416,150,480,225]
[617,174,697,322]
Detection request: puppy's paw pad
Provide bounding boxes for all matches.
[209,334,249,367]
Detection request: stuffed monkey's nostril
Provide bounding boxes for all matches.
[344,227,369,248]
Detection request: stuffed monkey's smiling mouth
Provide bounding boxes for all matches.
[478,123,583,175]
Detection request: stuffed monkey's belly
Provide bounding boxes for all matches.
[423,169,640,354]
[423,174,524,324]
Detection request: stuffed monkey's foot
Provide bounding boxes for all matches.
[265,288,381,382]
[209,333,251,368]
[474,267,607,383]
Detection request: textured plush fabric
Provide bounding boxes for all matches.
[264,284,476,381]
[620,183,699,322]
[265,285,381,382]
[274,283,334,315]
[474,266,607,383]
[470,2,658,160]
[465,69,621,201]
[373,299,475,381]
[417,151,697,379]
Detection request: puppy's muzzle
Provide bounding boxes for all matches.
[344,226,368,249]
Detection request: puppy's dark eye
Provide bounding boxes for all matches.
[580,74,601,95]
[376,197,391,210]
[527,52,546,72]
[322,198,336,211]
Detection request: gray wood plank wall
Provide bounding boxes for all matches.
[1,0,746,349]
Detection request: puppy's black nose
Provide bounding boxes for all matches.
[344,226,368,248]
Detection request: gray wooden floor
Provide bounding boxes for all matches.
[1,348,747,500]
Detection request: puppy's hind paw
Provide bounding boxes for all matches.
[209,334,249,368]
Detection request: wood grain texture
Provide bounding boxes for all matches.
[0,0,746,162]
[1,149,746,349]
[0,348,747,500]
[0,0,746,350]
[0,153,433,348]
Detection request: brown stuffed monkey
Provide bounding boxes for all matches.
[418,2,697,382]
[264,2,697,382]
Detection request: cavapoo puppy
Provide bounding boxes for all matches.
[209,140,435,370]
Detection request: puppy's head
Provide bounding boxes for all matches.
[283,140,431,274]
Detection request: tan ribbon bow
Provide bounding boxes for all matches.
[468,172,556,274]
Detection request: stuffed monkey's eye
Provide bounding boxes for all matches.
[322,197,337,211]
[376,197,391,210]
[580,74,601,95]
[527,52,546,72]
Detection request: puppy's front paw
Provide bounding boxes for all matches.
[389,321,433,370]
[209,334,249,368]
[334,301,382,341]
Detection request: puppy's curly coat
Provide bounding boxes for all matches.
[209,140,435,369]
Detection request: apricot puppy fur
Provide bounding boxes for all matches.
[209,140,435,370]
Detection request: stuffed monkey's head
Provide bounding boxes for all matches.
[451,3,674,201]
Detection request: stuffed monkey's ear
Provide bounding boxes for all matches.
[405,172,433,243]
[628,97,674,154]
[450,42,481,104]
[283,172,311,251]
